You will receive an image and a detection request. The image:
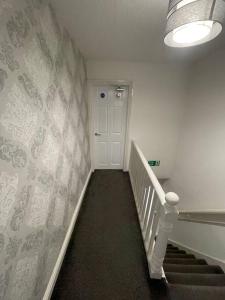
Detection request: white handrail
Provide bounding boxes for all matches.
[129,140,179,279]
[178,210,225,227]
[180,209,225,214]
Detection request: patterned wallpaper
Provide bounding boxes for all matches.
[0,0,91,299]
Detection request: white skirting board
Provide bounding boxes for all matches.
[43,170,92,300]
[169,239,225,272]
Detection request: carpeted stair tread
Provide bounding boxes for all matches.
[164,263,224,274]
[166,272,225,286]
[165,253,195,259]
[166,249,186,254]
[165,243,225,299]
[167,246,178,250]
[168,284,225,300]
[164,258,207,265]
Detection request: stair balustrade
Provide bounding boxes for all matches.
[129,140,179,279]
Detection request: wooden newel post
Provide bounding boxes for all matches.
[148,192,179,279]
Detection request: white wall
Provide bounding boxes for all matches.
[164,49,225,262]
[87,60,189,178]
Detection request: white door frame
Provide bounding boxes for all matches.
[88,79,133,172]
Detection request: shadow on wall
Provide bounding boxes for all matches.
[0,0,91,299]
[162,47,225,264]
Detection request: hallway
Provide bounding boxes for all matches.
[51,170,168,300]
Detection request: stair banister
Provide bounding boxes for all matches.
[129,140,180,279]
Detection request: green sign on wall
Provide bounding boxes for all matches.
[148,160,160,167]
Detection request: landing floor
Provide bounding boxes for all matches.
[52,170,168,300]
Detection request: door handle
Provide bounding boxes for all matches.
[95,133,101,136]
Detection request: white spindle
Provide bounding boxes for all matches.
[140,186,148,221]
[129,141,179,279]
[147,200,161,255]
[143,187,155,236]
[141,186,151,228]
[148,192,179,278]
[143,189,155,240]
[145,196,158,250]
[138,169,147,216]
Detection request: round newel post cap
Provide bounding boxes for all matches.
[165,192,179,206]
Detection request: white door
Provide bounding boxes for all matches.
[93,86,128,169]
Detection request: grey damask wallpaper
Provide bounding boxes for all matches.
[0,0,91,299]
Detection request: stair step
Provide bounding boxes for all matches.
[165,253,195,259]
[164,264,224,274]
[165,244,225,298]
[167,246,178,250]
[166,249,186,254]
[169,284,225,300]
[164,258,207,265]
[166,272,225,286]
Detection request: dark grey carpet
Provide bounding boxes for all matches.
[164,245,225,300]
[51,170,225,300]
[51,170,169,300]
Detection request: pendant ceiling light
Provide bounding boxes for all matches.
[164,0,225,47]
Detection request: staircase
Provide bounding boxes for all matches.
[164,244,225,300]
[129,141,225,299]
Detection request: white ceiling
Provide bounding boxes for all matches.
[51,0,225,63]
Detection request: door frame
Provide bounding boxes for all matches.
[87,79,133,172]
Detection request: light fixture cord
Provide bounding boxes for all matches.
[210,0,216,19]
